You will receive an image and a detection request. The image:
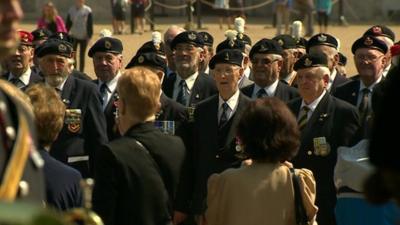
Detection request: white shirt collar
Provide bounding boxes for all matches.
[218,90,240,121]
[326,69,337,91]
[173,71,199,101]
[253,79,279,98]
[382,64,391,77]
[300,90,327,118]
[9,67,31,86]
[244,66,251,78]
[359,75,382,92]
[99,71,121,93]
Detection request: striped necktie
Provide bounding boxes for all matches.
[298,106,310,131]
[176,80,188,106]
[219,102,229,128]
[257,88,268,98]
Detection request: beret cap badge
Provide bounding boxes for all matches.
[304,58,312,66]
[138,55,145,63]
[259,44,268,52]
[188,32,196,41]
[364,37,373,46]
[224,52,230,61]
[105,40,112,49]
[58,44,67,52]
[317,34,327,42]
[277,39,284,46]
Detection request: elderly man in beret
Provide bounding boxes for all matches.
[174,49,251,224]
[36,38,108,178]
[334,35,388,139]
[198,31,214,75]
[88,37,123,141]
[287,53,360,225]
[307,33,349,93]
[162,31,217,107]
[1,30,43,90]
[273,34,301,86]
[241,38,299,102]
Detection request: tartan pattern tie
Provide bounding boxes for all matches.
[298,106,310,131]
[219,102,229,128]
[256,88,268,98]
[176,80,188,106]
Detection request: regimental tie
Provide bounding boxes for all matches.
[256,88,268,98]
[298,106,310,131]
[176,80,188,106]
[358,88,371,137]
[9,78,25,89]
[100,83,109,107]
[219,102,229,128]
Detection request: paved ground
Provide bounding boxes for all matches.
[18,20,400,79]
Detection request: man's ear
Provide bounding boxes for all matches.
[322,74,330,87]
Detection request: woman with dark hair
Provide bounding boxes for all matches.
[205,97,318,225]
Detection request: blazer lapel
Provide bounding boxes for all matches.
[301,92,331,140]
[223,94,249,148]
[61,76,75,106]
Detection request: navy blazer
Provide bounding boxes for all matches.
[1,70,43,90]
[287,93,360,225]
[93,122,185,225]
[240,81,299,102]
[175,93,251,214]
[162,72,218,106]
[50,76,108,178]
[40,149,83,211]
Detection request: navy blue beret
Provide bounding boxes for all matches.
[125,52,167,72]
[137,41,166,56]
[36,39,73,58]
[364,25,395,42]
[307,33,338,51]
[209,49,243,69]
[273,34,297,49]
[249,38,283,59]
[199,31,214,47]
[294,53,329,71]
[351,35,388,54]
[170,31,204,50]
[31,28,52,42]
[88,37,123,57]
[216,39,245,53]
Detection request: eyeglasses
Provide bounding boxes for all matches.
[251,58,279,65]
[213,67,241,76]
[355,54,384,63]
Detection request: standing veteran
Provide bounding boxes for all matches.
[162,31,217,107]
[273,34,299,86]
[241,38,299,102]
[333,36,387,139]
[307,33,349,93]
[0,0,46,203]
[287,53,360,225]
[36,38,108,178]
[89,37,123,141]
[1,30,43,90]
[174,49,251,224]
[92,67,185,225]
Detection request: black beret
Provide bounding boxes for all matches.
[294,53,329,71]
[237,33,252,46]
[307,33,338,51]
[209,49,243,69]
[170,31,204,50]
[364,25,395,42]
[351,35,388,54]
[296,37,308,49]
[36,39,73,58]
[249,38,283,59]
[49,32,73,46]
[273,34,297,49]
[137,41,166,56]
[198,31,214,47]
[88,37,123,57]
[125,52,167,71]
[338,52,347,66]
[216,39,245,53]
[31,28,52,42]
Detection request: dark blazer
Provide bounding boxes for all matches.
[39,149,83,211]
[71,69,92,81]
[329,70,349,93]
[93,79,120,141]
[287,93,360,225]
[332,79,360,106]
[175,93,251,214]
[162,72,218,106]
[240,81,299,102]
[1,70,43,90]
[50,76,108,178]
[92,122,185,225]
[158,93,188,124]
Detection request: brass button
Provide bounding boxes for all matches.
[307,150,313,155]
[216,154,220,159]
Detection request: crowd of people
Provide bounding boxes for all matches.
[1,0,400,225]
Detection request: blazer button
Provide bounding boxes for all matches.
[307,150,313,156]
[215,154,220,159]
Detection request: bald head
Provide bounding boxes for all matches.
[164,25,185,71]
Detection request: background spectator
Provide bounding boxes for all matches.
[37,2,67,33]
